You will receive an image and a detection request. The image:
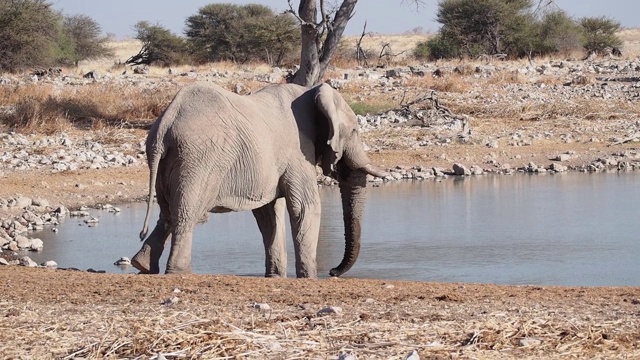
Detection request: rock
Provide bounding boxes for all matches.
[0,258,9,265]
[554,153,572,162]
[84,216,99,224]
[114,256,131,266]
[452,163,471,176]
[404,350,420,360]
[161,296,180,306]
[14,196,32,209]
[338,351,357,360]
[15,235,32,249]
[19,256,38,267]
[519,337,542,347]
[69,210,90,217]
[252,302,271,311]
[550,163,568,172]
[317,306,343,316]
[28,238,43,251]
[41,260,58,268]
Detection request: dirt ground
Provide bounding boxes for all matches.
[1,126,640,359]
[1,267,639,359]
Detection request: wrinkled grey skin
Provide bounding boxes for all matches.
[131,82,388,278]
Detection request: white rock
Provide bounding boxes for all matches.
[252,302,271,311]
[0,258,9,265]
[19,256,38,267]
[41,260,58,268]
[404,349,420,360]
[29,238,44,251]
[338,351,357,360]
[161,296,180,306]
[114,257,131,266]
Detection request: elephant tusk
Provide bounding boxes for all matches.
[360,164,390,178]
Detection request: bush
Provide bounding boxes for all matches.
[536,10,584,56]
[0,0,113,72]
[580,16,622,54]
[434,0,536,58]
[414,34,460,60]
[61,14,113,66]
[0,0,60,72]
[127,21,190,66]
[185,3,299,65]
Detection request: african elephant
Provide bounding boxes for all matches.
[130,82,388,278]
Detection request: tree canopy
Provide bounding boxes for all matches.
[185,3,299,65]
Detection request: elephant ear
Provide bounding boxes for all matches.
[315,84,345,175]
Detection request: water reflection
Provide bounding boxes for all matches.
[29,172,640,286]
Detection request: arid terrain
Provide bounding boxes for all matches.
[1,32,640,359]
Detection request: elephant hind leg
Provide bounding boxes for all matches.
[253,198,287,278]
[164,179,215,274]
[132,192,172,274]
[131,221,171,274]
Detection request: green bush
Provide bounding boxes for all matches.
[0,0,60,72]
[536,10,584,56]
[0,0,112,72]
[61,14,113,66]
[414,34,460,60]
[127,21,190,66]
[185,3,299,65]
[580,16,622,54]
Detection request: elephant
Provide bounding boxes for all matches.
[130,81,388,278]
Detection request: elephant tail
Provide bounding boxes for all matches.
[139,144,161,240]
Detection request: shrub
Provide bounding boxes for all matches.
[0,0,60,72]
[580,16,622,54]
[414,34,460,60]
[535,10,584,56]
[127,21,190,66]
[61,14,113,66]
[185,3,299,65]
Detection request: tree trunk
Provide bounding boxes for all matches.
[291,0,358,87]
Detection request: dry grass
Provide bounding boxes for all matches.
[0,83,178,133]
[1,268,639,359]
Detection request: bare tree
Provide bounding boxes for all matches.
[287,0,423,86]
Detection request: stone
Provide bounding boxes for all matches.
[29,238,43,251]
[252,303,271,311]
[452,163,471,176]
[554,153,572,162]
[0,258,9,266]
[404,350,420,360]
[14,196,32,209]
[114,257,131,266]
[19,256,38,267]
[519,337,542,347]
[317,306,342,316]
[41,260,58,268]
[15,235,31,249]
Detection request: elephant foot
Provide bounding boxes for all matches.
[265,273,286,278]
[131,249,160,274]
[165,267,192,275]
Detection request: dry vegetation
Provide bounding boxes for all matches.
[2,267,639,359]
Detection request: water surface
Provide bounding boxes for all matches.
[29,172,640,286]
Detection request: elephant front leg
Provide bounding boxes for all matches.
[132,221,171,274]
[284,174,321,278]
[253,198,287,278]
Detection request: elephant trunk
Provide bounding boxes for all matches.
[330,168,367,277]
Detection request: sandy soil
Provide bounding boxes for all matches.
[1,267,639,359]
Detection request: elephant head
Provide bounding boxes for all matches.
[314,84,388,277]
